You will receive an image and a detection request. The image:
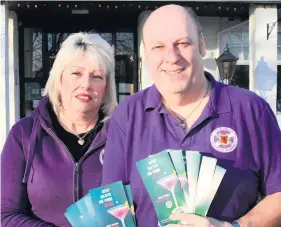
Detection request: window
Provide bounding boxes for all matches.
[231,65,249,89]
[219,21,249,90]
[278,32,281,61]
[229,31,249,61]
[219,21,249,65]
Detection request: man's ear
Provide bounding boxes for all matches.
[141,41,148,65]
[199,34,206,57]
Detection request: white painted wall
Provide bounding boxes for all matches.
[0,8,20,151]
[0,2,9,151]
[8,11,20,129]
[200,17,220,80]
[249,4,277,114]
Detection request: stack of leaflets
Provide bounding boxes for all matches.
[136,150,226,226]
[64,194,97,227]
[65,181,136,227]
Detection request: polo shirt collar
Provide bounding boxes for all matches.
[206,71,232,115]
[144,71,232,115]
[144,84,162,111]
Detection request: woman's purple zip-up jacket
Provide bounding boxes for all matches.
[1,97,108,226]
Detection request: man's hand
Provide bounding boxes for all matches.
[167,213,232,227]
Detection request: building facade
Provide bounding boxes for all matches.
[0,1,280,150]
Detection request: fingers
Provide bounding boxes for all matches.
[171,213,209,224]
[167,224,190,227]
[168,213,212,227]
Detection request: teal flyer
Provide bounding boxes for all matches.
[64,203,84,227]
[136,151,186,226]
[75,193,97,226]
[89,181,135,227]
[183,151,201,213]
[168,149,189,210]
[124,185,136,225]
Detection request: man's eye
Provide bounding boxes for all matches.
[152,46,163,50]
[177,42,190,47]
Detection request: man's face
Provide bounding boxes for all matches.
[143,8,206,96]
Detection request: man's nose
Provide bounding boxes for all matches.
[164,46,180,64]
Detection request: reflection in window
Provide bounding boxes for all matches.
[229,31,249,61]
[24,82,42,116]
[231,65,249,89]
[116,33,134,56]
[99,33,113,45]
[47,33,69,52]
[47,33,69,68]
[230,32,241,45]
[24,28,43,78]
[115,33,135,103]
[32,31,43,78]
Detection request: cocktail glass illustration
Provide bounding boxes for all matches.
[178,175,188,189]
[178,175,189,213]
[107,204,130,227]
[157,175,179,208]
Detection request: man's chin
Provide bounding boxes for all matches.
[165,87,187,95]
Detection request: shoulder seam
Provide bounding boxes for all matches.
[112,116,126,136]
[258,102,269,124]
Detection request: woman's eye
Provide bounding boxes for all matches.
[72,72,81,76]
[92,75,104,80]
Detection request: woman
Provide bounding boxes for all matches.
[1,32,117,226]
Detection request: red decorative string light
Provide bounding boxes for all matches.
[14,2,246,14]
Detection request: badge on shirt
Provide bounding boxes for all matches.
[99,149,105,165]
[210,127,238,153]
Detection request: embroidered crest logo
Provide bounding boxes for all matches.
[99,149,105,165]
[210,127,238,152]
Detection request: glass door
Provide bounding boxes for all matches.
[100,32,137,102]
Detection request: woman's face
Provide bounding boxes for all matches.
[59,53,106,116]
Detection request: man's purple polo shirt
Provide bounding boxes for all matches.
[102,72,281,226]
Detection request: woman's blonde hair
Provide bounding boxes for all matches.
[43,32,117,122]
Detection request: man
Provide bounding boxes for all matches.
[102,4,281,227]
